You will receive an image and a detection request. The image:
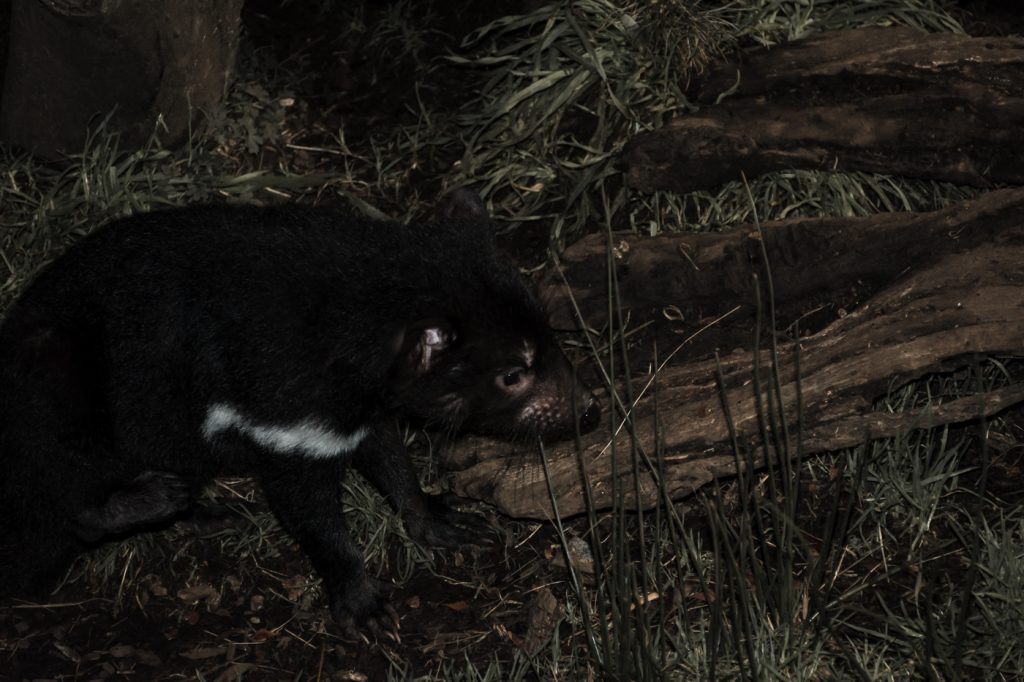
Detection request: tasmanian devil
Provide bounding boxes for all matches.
[0,190,599,637]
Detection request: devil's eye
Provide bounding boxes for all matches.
[496,366,533,393]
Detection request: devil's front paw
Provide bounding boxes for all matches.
[129,470,194,518]
[404,493,495,549]
[329,577,400,642]
[74,470,194,542]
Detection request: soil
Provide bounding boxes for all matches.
[1,497,571,680]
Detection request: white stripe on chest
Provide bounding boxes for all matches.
[201,403,367,459]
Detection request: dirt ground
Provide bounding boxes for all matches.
[1,486,569,679]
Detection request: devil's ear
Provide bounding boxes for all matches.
[434,188,489,221]
[395,320,456,377]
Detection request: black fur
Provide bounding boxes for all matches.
[0,201,598,637]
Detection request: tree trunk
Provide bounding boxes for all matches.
[443,189,1024,519]
[0,0,243,159]
[621,27,1024,193]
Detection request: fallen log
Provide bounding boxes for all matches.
[621,27,1024,193]
[444,189,1024,519]
[543,186,1024,330]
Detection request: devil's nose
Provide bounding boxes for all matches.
[578,395,601,434]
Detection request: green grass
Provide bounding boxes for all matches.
[716,0,964,45]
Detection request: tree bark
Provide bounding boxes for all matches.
[621,27,1024,193]
[0,0,243,159]
[443,189,1024,519]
